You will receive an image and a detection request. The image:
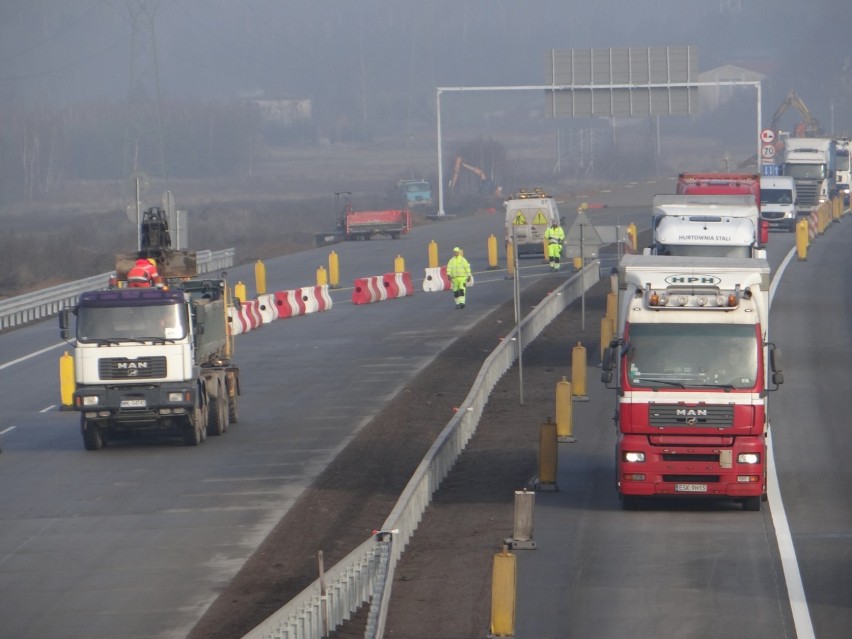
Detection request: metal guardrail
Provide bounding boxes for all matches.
[0,248,235,331]
[243,261,602,639]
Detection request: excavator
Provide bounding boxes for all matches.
[770,90,821,138]
[447,156,501,198]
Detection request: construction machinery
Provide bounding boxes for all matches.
[115,206,197,283]
[315,192,411,247]
[770,90,821,138]
[447,156,501,198]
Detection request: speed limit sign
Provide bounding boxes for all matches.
[761,144,776,159]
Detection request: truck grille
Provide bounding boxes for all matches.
[795,183,818,207]
[98,357,167,380]
[648,404,734,428]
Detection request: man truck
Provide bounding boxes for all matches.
[601,255,784,511]
[60,278,240,450]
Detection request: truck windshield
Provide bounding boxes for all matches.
[784,164,826,180]
[625,323,758,389]
[836,152,850,172]
[77,303,187,342]
[761,189,793,205]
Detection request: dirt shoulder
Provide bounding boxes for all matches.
[189,271,609,639]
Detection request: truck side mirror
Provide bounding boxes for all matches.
[59,309,70,340]
[768,343,784,390]
[601,345,618,385]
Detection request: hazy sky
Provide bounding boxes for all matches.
[0,1,849,130]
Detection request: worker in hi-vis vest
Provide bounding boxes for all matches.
[446,246,472,309]
[544,219,565,270]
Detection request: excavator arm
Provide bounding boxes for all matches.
[770,90,821,137]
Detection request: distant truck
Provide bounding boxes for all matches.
[834,138,850,205]
[647,194,766,258]
[601,255,784,511]
[397,179,432,207]
[315,192,412,246]
[759,175,797,232]
[782,137,837,215]
[504,188,562,257]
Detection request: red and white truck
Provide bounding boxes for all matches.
[601,255,784,511]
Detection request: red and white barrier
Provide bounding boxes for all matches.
[227,306,248,335]
[273,285,333,319]
[382,272,414,298]
[256,294,278,324]
[423,266,451,292]
[352,276,387,305]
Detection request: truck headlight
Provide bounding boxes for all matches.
[81,395,99,406]
[738,453,760,464]
[623,451,645,463]
[168,392,184,402]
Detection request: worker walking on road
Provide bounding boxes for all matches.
[447,246,472,309]
[544,219,565,270]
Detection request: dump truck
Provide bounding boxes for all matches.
[601,255,784,511]
[59,278,240,450]
[315,192,412,246]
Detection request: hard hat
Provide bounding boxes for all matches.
[453,246,461,252]
[147,258,156,266]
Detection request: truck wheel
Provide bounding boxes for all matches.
[183,403,206,446]
[742,496,761,512]
[81,419,103,451]
[207,389,228,436]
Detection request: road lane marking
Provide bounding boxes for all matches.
[767,247,815,639]
[0,426,16,435]
[0,342,65,370]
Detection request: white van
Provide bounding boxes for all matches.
[759,175,797,232]
[504,188,561,256]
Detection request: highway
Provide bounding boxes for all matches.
[0,184,662,639]
[10,178,848,639]
[515,217,852,638]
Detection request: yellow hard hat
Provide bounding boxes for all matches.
[453,246,461,252]
[147,258,156,266]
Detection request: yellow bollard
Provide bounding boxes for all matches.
[542,238,549,263]
[60,351,75,408]
[506,239,515,278]
[626,223,638,253]
[487,234,498,270]
[316,265,328,287]
[572,342,588,400]
[328,251,340,289]
[428,240,439,269]
[600,316,614,361]
[573,256,583,271]
[254,260,267,296]
[538,417,558,487]
[234,281,246,303]
[555,377,575,442]
[606,291,617,320]
[394,254,405,273]
[796,218,809,261]
[490,545,517,637]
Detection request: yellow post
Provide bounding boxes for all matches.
[796,218,809,261]
[573,256,583,271]
[316,265,328,287]
[490,545,517,637]
[487,234,498,270]
[394,254,405,273]
[542,238,549,263]
[506,239,515,278]
[234,281,246,303]
[572,342,588,400]
[539,417,558,486]
[428,240,439,269]
[600,316,614,361]
[626,223,638,253]
[328,251,340,289]
[59,351,75,408]
[555,377,574,442]
[606,291,617,320]
[254,260,266,296]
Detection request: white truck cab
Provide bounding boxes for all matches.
[504,188,561,256]
[759,175,797,232]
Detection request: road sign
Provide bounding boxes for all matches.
[761,144,776,159]
[565,211,602,258]
[762,164,780,176]
[760,128,775,144]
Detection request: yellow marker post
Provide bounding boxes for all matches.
[234,281,246,304]
[316,265,328,287]
[506,239,515,278]
[556,377,574,442]
[428,240,439,269]
[796,218,809,261]
[490,545,517,637]
[539,417,558,487]
[487,234,498,270]
[328,251,340,289]
[59,351,75,408]
[394,254,405,274]
[254,260,266,296]
[572,342,588,401]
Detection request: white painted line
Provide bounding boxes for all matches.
[766,247,815,639]
[0,426,16,435]
[40,405,56,413]
[0,342,66,370]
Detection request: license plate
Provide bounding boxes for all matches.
[675,483,708,493]
[120,399,146,408]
